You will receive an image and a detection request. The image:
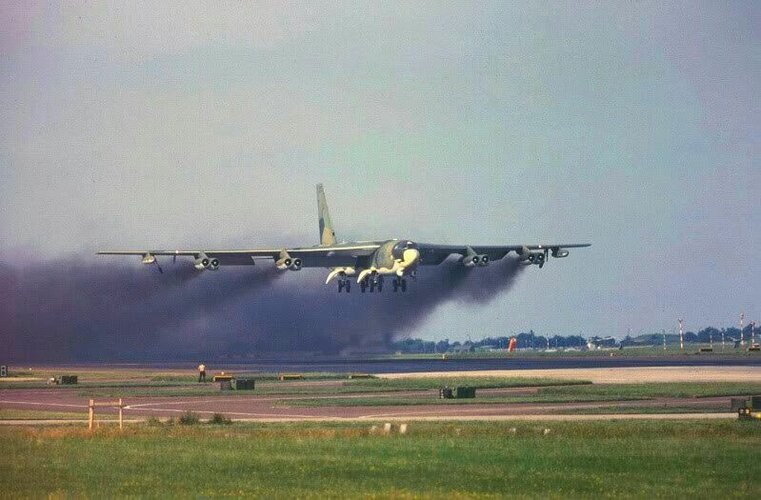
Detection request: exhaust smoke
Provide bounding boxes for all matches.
[0,255,524,361]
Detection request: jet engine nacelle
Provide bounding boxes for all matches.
[552,247,569,258]
[517,246,546,266]
[521,251,545,266]
[462,254,480,267]
[194,253,211,270]
[462,247,489,267]
[276,256,302,270]
[194,255,219,270]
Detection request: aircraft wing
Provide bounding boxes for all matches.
[97,243,381,268]
[416,243,591,265]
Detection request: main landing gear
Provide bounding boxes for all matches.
[336,272,413,293]
[337,278,351,293]
[391,276,407,292]
[360,273,384,293]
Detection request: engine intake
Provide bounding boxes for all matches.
[462,254,480,267]
[194,253,211,270]
[462,247,488,267]
[276,250,302,271]
[526,251,546,267]
[519,251,546,266]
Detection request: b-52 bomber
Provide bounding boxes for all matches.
[99,184,590,293]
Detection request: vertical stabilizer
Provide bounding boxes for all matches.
[317,184,337,245]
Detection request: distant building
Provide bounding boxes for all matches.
[586,336,618,350]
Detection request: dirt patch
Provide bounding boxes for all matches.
[376,366,761,383]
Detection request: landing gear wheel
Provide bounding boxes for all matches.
[360,280,368,293]
[401,278,407,292]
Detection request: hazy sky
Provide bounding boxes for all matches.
[1,1,759,340]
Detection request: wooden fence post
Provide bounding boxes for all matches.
[88,399,94,431]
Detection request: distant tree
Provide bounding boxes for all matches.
[435,339,450,353]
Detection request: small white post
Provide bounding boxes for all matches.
[88,399,94,431]
[678,319,684,351]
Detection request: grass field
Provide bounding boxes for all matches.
[0,409,85,420]
[283,382,761,408]
[22,376,588,399]
[1,420,759,498]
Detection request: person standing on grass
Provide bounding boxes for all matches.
[198,363,206,383]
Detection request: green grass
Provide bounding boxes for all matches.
[70,376,588,398]
[0,409,86,420]
[536,382,761,400]
[283,382,761,408]
[556,405,725,415]
[1,421,759,498]
[0,370,351,390]
[346,377,590,391]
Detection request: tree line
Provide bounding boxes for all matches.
[391,323,759,354]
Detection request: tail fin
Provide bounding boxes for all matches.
[317,184,337,245]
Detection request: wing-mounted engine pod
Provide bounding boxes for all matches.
[517,245,546,267]
[462,254,479,267]
[194,252,211,270]
[527,251,546,267]
[551,247,569,258]
[461,246,482,267]
[208,258,220,271]
[477,254,490,267]
[276,249,301,270]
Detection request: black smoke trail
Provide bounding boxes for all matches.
[0,255,524,361]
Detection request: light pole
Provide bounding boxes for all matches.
[678,319,684,351]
